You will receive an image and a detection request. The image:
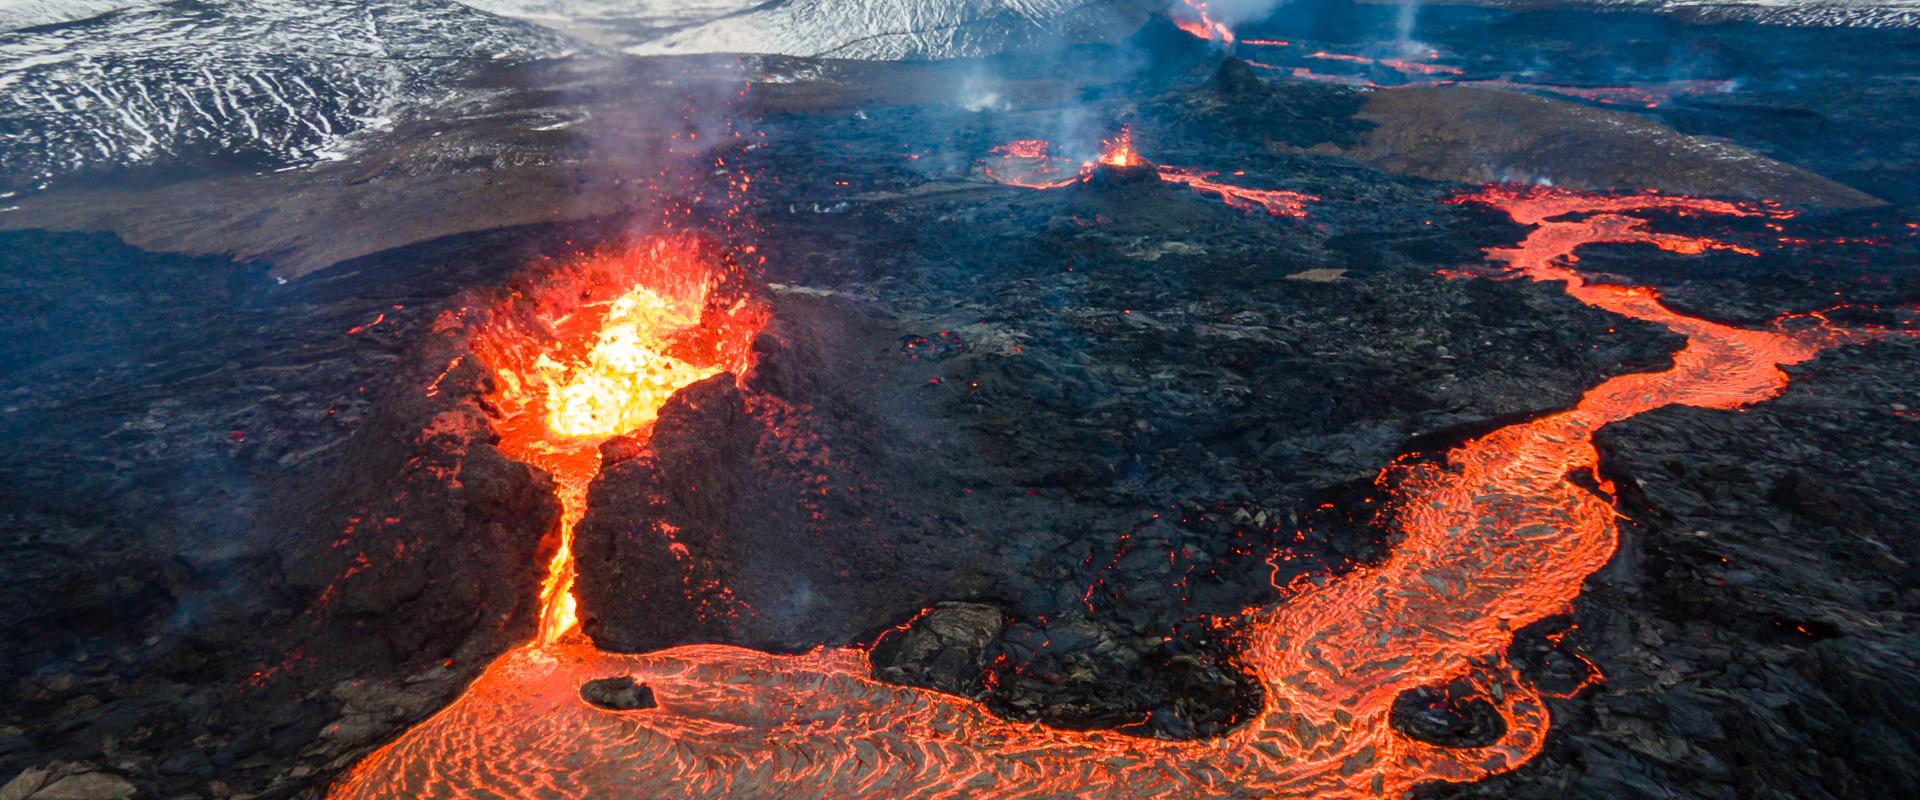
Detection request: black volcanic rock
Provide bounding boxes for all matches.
[1389,682,1507,749]
[571,372,758,650]
[573,293,1008,654]
[287,312,562,674]
[1142,58,1373,150]
[869,603,1007,699]
[580,676,656,710]
[0,223,579,799]
[1204,56,1265,97]
[1081,162,1165,187]
[1526,335,1920,800]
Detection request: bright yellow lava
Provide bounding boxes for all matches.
[540,289,720,439]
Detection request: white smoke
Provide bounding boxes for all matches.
[1396,0,1420,45]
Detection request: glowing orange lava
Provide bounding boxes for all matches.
[334,188,1896,799]
[1172,0,1234,45]
[1157,167,1318,217]
[1307,52,1465,76]
[982,140,1084,189]
[1097,128,1148,168]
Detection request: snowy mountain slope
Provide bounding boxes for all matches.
[624,0,1156,60]
[0,0,585,191]
[0,0,146,31]
[454,0,765,48]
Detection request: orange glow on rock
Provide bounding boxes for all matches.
[332,188,1899,800]
[982,139,1086,189]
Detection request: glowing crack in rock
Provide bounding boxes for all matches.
[334,187,1898,799]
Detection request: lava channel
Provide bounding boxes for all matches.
[333,187,1900,799]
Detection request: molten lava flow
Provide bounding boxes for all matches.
[1309,51,1465,76]
[335,188,1900,799]
[1158,167,1317,217]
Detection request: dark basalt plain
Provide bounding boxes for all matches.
[3,12,1920,800]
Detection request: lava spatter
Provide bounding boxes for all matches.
[333,187,1896,799]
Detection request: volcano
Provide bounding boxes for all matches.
[5,3,1920,800]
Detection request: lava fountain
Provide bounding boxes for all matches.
[332,187,1899,799]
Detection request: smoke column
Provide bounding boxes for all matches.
[1396,0,1421,51]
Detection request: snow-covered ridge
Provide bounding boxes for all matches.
[0,0,144,31]
[625,0,1150,60]
[456,0,1153,57]
[453,0,765,49]
[1550,0,1919,28]
[0,0,581,190]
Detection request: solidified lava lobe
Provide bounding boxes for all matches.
[333,188,1898,800]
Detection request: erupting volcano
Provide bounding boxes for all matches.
[331,185,1903,799]
[985,132,1318,217]
[10,3,1920,799]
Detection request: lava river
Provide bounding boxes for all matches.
[333,186,1895,799]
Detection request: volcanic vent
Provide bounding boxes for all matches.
[985,128,1317,217]
[465,232,766,643]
